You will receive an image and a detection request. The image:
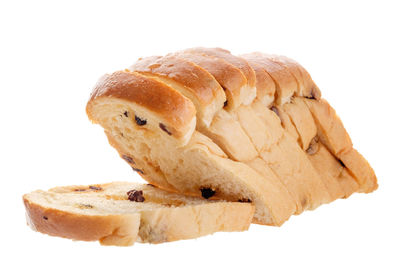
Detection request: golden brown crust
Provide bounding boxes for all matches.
[130,55,225,128]
[243,58,276,106]
[131,55,224,107]
[87,71,196,135]
[263,54,321,100]
[241,53,297,104]
[23,196,140,246]
[184,47,256,88]
[174,52,246,110]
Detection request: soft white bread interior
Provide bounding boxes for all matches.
[23,182,254,246]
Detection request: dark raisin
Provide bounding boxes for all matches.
[74,188,86,192]
[122,155,135,164]
[306,137,319,155]
[89,186,102,191]
[270,106,279,116]
[200,188,215,199]
[305,88,317,100]
[306,144,317,155]
[238,198,252,203]
[338,159,346,167]
[135,115,147,126]
[223,100,228,107]
[80,204,94,209]
[43,216,48,220]
[123,111,129,117]
[132,167,144,174]
[127,190,145,202]
[305,94,315,100]
[159,123,172,135]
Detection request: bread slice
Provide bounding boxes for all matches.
[23,182,254,246]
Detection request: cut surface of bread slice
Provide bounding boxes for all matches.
[23,182,254,246]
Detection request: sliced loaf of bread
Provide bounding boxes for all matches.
[86,48,377,226]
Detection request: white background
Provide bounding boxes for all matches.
[1,0,399,266]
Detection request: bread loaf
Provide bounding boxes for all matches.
[86,47,378,225]
[23,182,254,246]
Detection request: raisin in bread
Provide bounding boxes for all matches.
[23,182,254,246]
[86,47,377,226]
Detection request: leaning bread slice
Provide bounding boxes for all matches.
[23,182,254,246]
[303,98,378,192]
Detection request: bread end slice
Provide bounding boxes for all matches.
[23,182,254,246]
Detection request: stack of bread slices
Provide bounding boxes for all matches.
[23,47,377,246]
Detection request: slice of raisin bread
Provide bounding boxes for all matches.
[86,47,377,226]
[23,182,254,246]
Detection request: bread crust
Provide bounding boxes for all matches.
[241,53,297,104]
[264,54,321,100]
[184,47,256,88]
[130,55,226,127]
[243,58,276,107]
[174,52,247,110]
[23,196,141,246]
[87,71,196,139]
[132,55,223,106]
